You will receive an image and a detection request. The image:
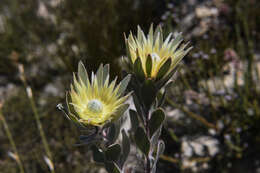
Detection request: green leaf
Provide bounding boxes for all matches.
[119,129,130,167]
[156,81,172,108]
[134,57,145,81]
[151,140,165,173]
[96,64,104,87]
[129,109,139,132]
[157,90,166,108]
[132,94,144,123]
[157,140,165,157]
[103,64,110,85]
[91,146,105,163]
[107,116,125,144]
[124,33,131,59]
[170,33,183,53]
[77,61,89,86]
[134,127,150,156]
[146,54,153,77]
[149,108,165,138]
[141,79,157,110]
[150,127,162,150]
[106,123,116,143]
[105,144,121,162]
[154,25,163,48]
[148,23,154,44]
[156,58,172,81]
[162,33,173,48]
[155,65,180,90]
[137,25,146,44]
[117,74,131,96]
[112,104,129,122]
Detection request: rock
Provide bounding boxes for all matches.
[195,6,219,18]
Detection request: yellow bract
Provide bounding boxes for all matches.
[125,24,192,79]
[67,62,131,126]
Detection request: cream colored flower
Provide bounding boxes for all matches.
[66,61,131,126]
[125,24,192,79]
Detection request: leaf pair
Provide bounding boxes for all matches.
[134,108,165,156]
[91,129,130,173]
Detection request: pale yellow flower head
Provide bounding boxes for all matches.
[125,24,192,79]
[66,61,131,126]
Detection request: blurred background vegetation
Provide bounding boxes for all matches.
[0,0,259,173]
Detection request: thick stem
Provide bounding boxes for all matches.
[144,111,151,173]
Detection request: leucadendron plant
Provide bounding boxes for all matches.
[58,62,132,172]
[58,24,191,173]
[122,24,192,173]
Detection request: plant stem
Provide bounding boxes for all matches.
[144,111,151,173]
[27,87,55,173]
[0,106,25,173]
[18,64,55,173]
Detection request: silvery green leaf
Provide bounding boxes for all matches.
[157,90,166,108]
[134,127,150,156]
[146,54,153,77]
[119,129,130,167]
[106,123,116,143]
[156,80,173,108]
[117,74,131,96]
[77,61,89,86]
[170,33,183,53]
[141,79,157,110]
[171,46,192,70]
[156,58,172,81]
[148,23,154,44]
[113,121,122,144]
[134,57,145,82]
[154,25,163,48]
[129,109,139,132]
[124,33,131,59]
[132,94,144,122]
[107,115,124,144]
[137,25,143,44]
[151,140,165,173]
[103,64,110,84]
[163,33,173,46]
[96,64,103,86]
[129,75,141,95]
[149,108,165,138]
[156,65,180,90]
[112,104,129,122]
[150,127,161,152]
[105,144,121,162]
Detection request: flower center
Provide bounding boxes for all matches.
[87,99,103,113]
